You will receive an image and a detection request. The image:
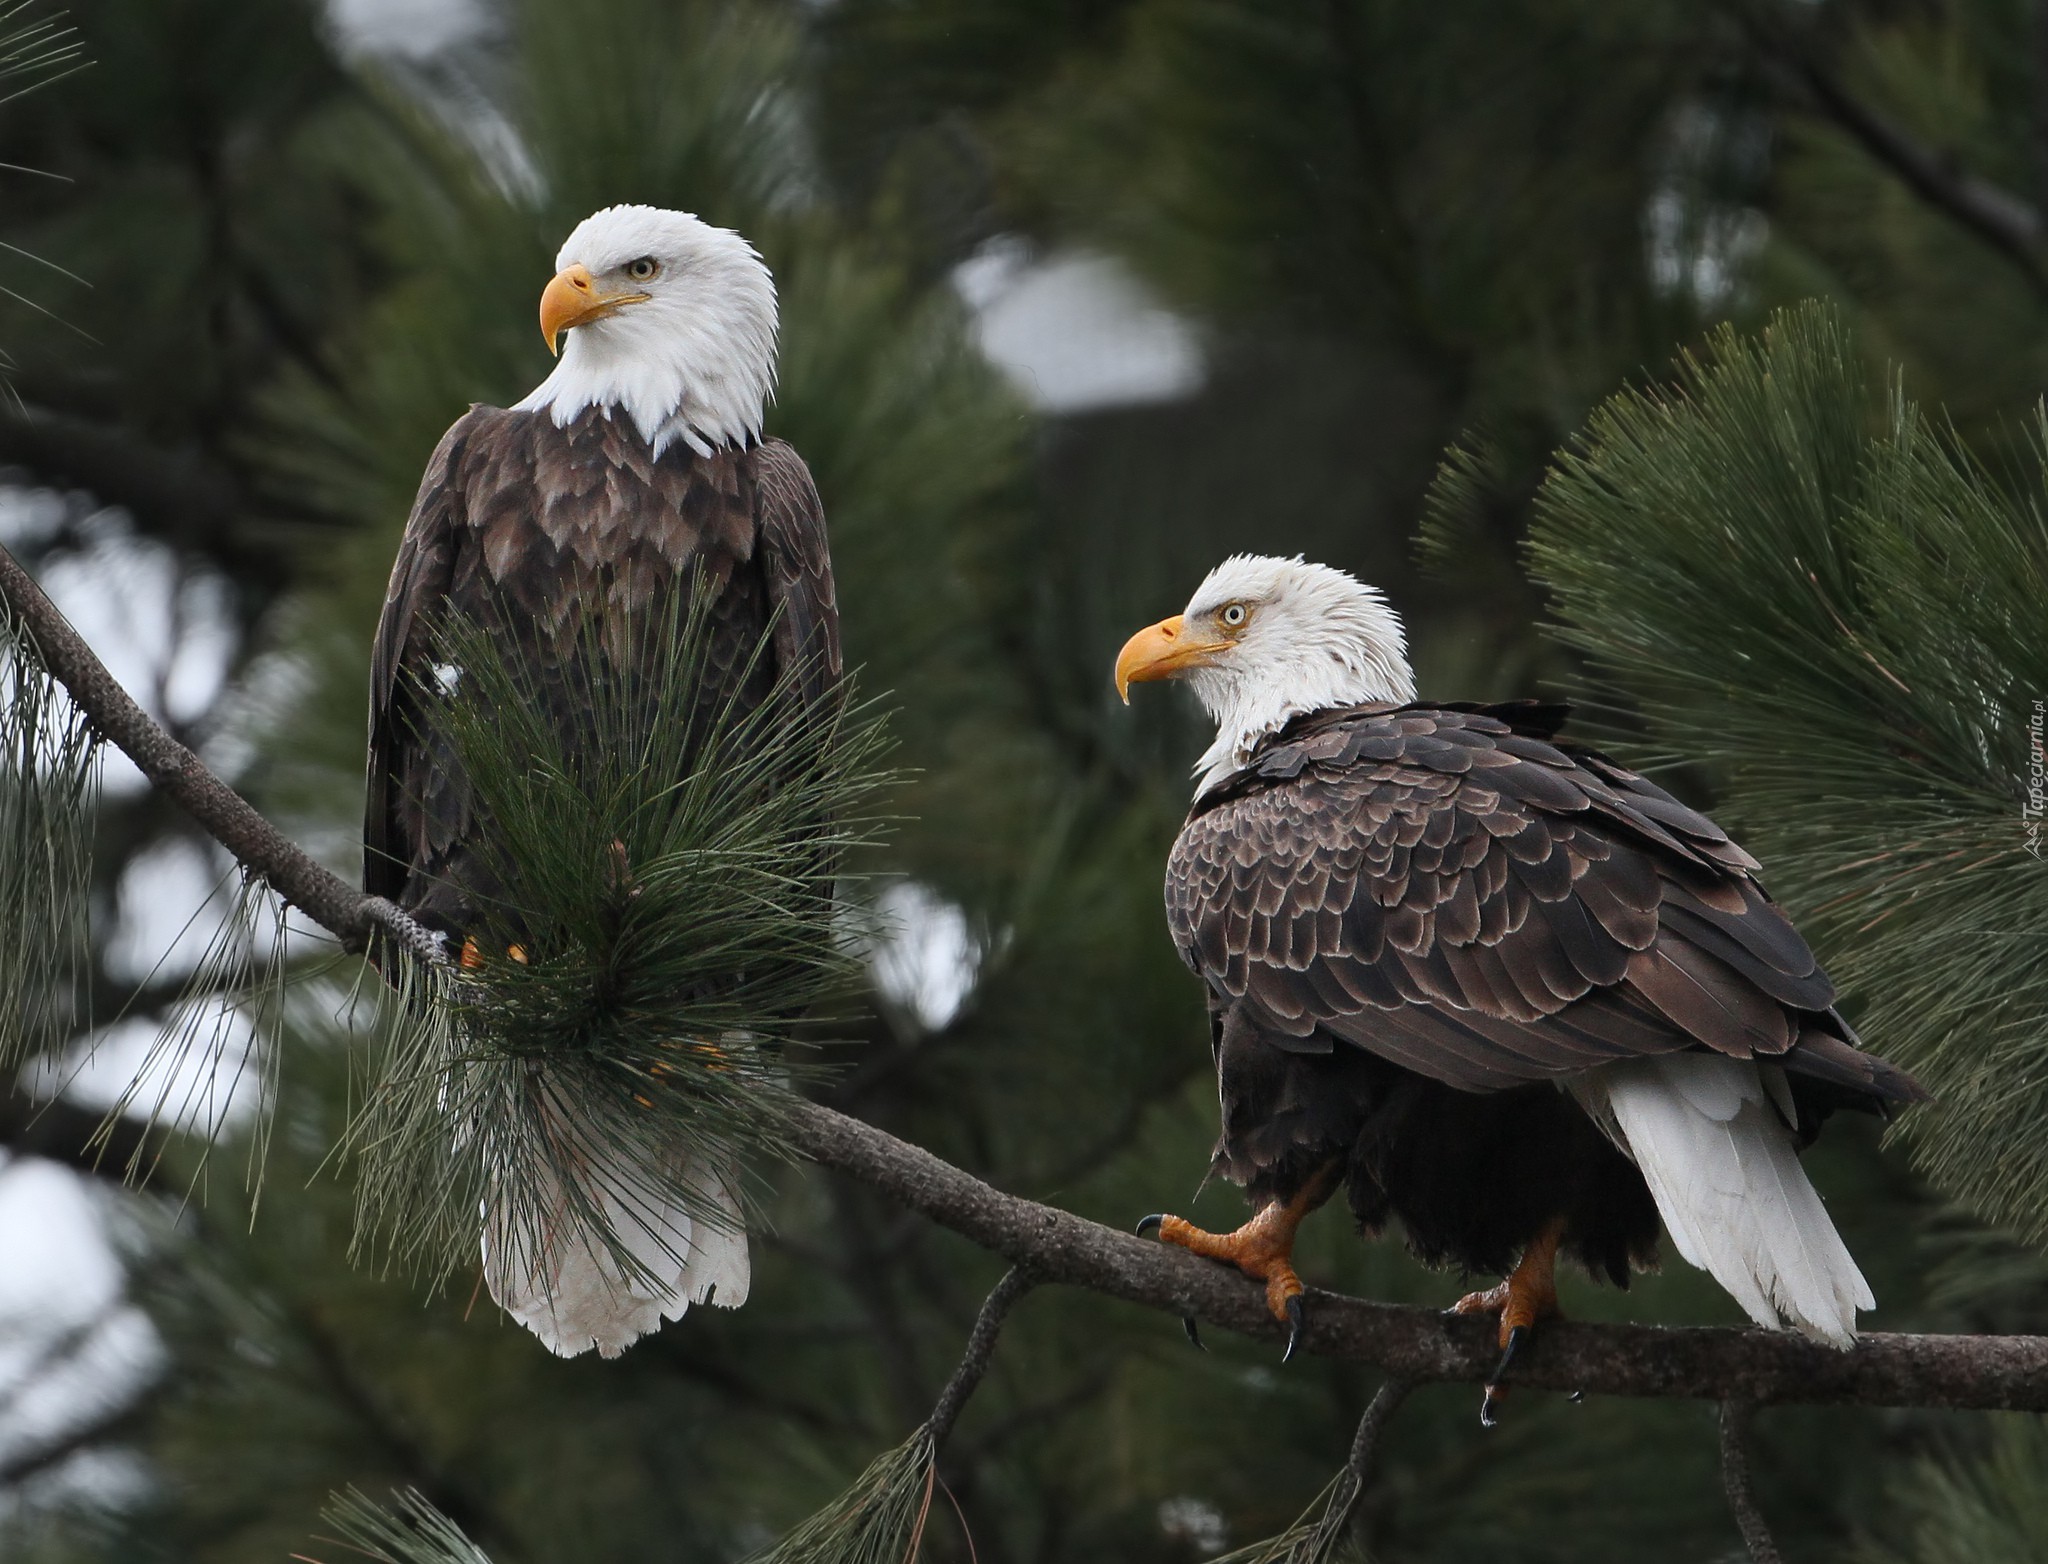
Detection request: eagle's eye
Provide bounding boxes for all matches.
[1220,602,1249,629]
[625,257,660,283]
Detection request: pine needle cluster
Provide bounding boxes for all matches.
[0,0,85,403]
[0,1,81,101]
[342,583,889,1289]
[741,1429,939,1564]
[0,608,96,1070]
[1459,300,2048,1239]
[300,1488,494,1564]
[1206,1468,1367,1564]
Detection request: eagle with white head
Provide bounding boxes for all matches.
[366,206,840,1358]
[1117,554,1921,1419]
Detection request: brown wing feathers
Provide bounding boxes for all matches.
[1168,705,1921,1103]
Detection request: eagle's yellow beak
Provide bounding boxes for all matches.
[540,263,652,355]
[1115,614,1229,703]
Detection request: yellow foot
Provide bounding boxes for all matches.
[458,935,528,969]
[1449,1219,1566,1427]
[1137,1166,1339,1362]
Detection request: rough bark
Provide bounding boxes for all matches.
[787,1098,2048,1411]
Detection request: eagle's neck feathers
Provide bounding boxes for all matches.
[515,308,774,460]
[1189,652,1412,794]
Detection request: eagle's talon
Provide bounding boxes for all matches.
[1181,1315,1205,1351]
[1449,1280,1510,1318]
[1478,1321,1530,1424]
[1479,1382,1507,1429]
[1282,1292,1306,1363]
[1490,1322,1531,1385]
[1134,1170,1336,1349]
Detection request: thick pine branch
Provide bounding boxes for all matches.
[8,539,2048,1414]
[789,1098,2048,1411]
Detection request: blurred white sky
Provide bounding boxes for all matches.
[327,0,489,58]
[955,239,1204,413]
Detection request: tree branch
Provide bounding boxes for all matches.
[1308,1377,1414,1558]
[1727,2,2048,298]
[0,1380,162,1491]
[0,539,436,960]
[11,536,2048,1417]
[1718,1401,1782,1564]
[788,1097,2048,1411]
[0,1090,157,1182]
[0,408,319,590]
[926,1267,1033,1446]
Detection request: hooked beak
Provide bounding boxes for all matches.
[540,263,652,354]
[1115,614,1230,703]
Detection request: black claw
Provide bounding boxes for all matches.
[1135,1213,1165,1238]
[1490,1323,1531,1386]
[1281,1294,1307,1364]
[1181,1315,1205,1351]
[1478,1324,1532,1428]
[1568,1389,1585,1404]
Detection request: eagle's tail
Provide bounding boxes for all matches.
[1575,1053,1871,1347]
[483,1119,750,1359]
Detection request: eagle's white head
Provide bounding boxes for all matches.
[1116,553,1416,793]
[514,204,777,459]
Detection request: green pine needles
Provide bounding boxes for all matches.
[741,1428,940,1564]
[301,1488,495,1564]
[1458,300,2048,1241]
[342,581,888,1288]
[0,606,97,1070]
[0,1,82,101]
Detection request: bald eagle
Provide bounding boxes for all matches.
[1116,554,1920,1415]
[365,206,840,1357]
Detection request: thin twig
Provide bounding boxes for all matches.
[926,1268,1034,1447]
[1304,1378,1414,1558]
[1718,1401,1782,1564]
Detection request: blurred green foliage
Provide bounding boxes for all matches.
[1515,302,2048,1247]
[2,0,2048,1561]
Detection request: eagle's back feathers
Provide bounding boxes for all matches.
[1169,701,1917,1104]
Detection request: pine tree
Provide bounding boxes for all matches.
[5,2,2048,1562]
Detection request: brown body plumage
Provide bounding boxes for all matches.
[365,402,840,947]
[1168,697,1921,1288]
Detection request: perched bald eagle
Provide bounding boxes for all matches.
[365,205,840,1357]
[1116,554,1920,1414]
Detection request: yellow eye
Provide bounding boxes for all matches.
[626,257,660,282]
[1220,602,1249,629]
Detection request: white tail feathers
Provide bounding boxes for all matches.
[482,1094,749,1359]
[1573,1054,1872,1347]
